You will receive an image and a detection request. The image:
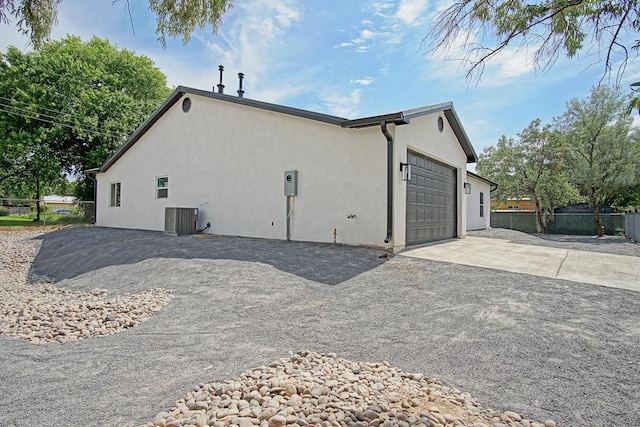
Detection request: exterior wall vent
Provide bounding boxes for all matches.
[182,97,192,113]
[164,207,198,235]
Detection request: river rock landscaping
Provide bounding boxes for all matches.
[0,230,172,344]
[144,350,556,427]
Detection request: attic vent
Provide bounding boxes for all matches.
[437,116,444,133]
[182,97,192,113]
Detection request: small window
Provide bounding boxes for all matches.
[479,192,484,218]
[156,176,168,199]
[110,182,121,207]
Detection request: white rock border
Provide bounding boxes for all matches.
[0,230,173,344]
[145,351,557,427]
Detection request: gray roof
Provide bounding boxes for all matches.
[467,171,498,187]
[99,86,477,172]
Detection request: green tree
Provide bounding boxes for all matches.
[0,35,171,202]
[614,184,640,210]
[554,85,640,236]
[426,0,638,82]
[477,119,578,232]
[0,0,233,49]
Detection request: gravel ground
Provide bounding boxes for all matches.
[0,230,172,344]
[467,228,640,257]
[1,227,639,427]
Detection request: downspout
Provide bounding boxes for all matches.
[381,121,393,244]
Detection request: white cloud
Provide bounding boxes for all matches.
[273,0,301,26]
[361,29,375,39]
[199,0,304,103]
[336,28,377,52]
[322,89,362,117]
[395,0,428,26]
[352,78,374,85]
[494,48,536,78]
[426,28,539,86]
[370,1,395,18]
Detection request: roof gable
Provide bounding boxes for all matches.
[98,86,477,172]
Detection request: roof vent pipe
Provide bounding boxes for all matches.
[237,72,245,98]
[216,65,225,94]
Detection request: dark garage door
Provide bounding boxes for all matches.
[406,151,457,245]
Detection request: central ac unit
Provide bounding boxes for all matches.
[164,207,198,235]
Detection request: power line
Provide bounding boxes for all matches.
[0,101,126,142]
[0,99,106,137]
[0,102,128,143]
[0,95,82,119]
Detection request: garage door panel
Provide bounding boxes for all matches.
[406,151,457,245]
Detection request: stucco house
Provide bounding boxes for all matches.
[42,195,77,213]
[93,85,480,252]
[493,198,537,211]
[465,171,497,231]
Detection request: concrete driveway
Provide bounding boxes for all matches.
[1,227,639,427]
[402,236,640,291]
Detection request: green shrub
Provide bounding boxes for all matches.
[0,206,9,216]
[30,204,47,214]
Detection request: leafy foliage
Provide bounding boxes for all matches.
[554,85,640,235]
[479,85,639,235]
[148,0,234,47]
[0,36,171,200]
[0,0,233,49]
[477,119,579,232]
[0,0,59,49]
[426,0,640,82]
[614,183,640,209]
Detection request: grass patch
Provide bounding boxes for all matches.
[0,214,90,229]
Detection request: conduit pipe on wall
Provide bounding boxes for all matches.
[381,121,393,244]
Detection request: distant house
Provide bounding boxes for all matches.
[466,171,497,231]
[92,85,481,251]
[493,198,537,211]
[43,195,77,213]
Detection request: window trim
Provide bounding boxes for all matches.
[479,191,484,218]
[110,182,121,207]
[156,176,168,199]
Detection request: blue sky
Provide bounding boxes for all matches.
[1,0,638,169]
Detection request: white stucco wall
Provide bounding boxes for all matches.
[394,113,469,249]
[466,174,491,230]
[97,93,388,247]
[96,94,472,250]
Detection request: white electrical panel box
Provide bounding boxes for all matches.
[284,170,298,196]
